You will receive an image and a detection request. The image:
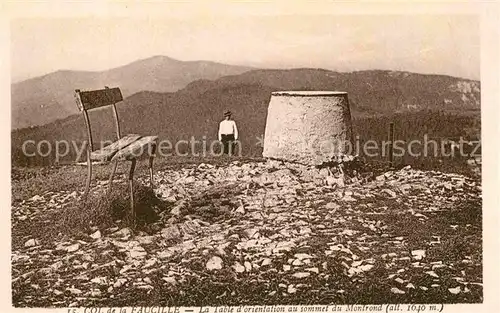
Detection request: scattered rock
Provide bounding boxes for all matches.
[162,276,177,285]
[305,267,319,274]
[114,228,132,238]
[66,243,80,252]
[358,264,374,272]
[395,278,405,284]
[448,286,461,294]
[161,225,181,241]
[233,262,245,273]
[113,278,127,288]
[325,202,340,210]
[293,272,310,278]
[91,277,107,285]
[411,249,426,260]
[50,261,63,271]
[68,287,82,295]
[244,261,252,272]
[24,239,39,247]
[383,189,397,198]
[294,253,313,260]
[391,287,406,294]
[206,256,223,271]
[425,271,439,278]
[29,195,44,202]
[90,230,102,239]
[129,246,147,259]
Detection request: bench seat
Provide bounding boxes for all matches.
[111,136,158,161]
[90,134,158,162]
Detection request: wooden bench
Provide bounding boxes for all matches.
[74,87,158,218]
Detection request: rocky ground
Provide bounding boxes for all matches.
[11,160,482,307]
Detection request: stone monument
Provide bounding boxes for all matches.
[263,91,353,166]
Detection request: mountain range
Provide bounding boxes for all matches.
[11,62,481,162]
[11,56,481,166]
[11,56,254,129]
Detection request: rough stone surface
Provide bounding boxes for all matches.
[11,160,482,306]
[263,91,353,165]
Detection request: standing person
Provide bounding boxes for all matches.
[218,110,239,156]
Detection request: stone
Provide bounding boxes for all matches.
[90,230,101,239]
[293,272,311,278]
[235,206,246,214]
[305,267,319,274]
[411,249,426,260]
[375,174,385,181]
[325,202,340,210]
[391,287,406,294]
[162,276,177,285]
[91,277,107,285]
[66,243,80,252]
[395,278,405,284]
[24,239,38,247]
[233,262,245,273]
[383,189,397,198]
[161,225,181,241]
[294,253,313,260]
[244,228,259,239]
[244,261,253,272]
[137,236,155,245]
[114,228,132,238]
[171,206,182,216]
[29,195,44,202]
[326,175,345,187]
[68,287,82,295]
[206,256,223,271]
[171,200,187,216]
[50,261,64,271]
[262,91,353,165]
[129,246,147,259]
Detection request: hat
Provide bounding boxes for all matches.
[224,110,232,117]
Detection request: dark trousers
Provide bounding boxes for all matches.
[221,134,235,155]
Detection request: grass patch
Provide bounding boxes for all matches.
[12,182,170,248]
[60,183,168,233]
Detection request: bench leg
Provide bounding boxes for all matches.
[128,159,137,225]
[107,159,119,195]
[148,143,157,191]
[149,158,154,190]
[83,148,93,201]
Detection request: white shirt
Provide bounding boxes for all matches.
[218,120,238,140]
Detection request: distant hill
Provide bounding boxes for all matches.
[182,68,480,112]
[11,56,254,129]
[11,68,481,166]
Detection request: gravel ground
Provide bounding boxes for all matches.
[11,160,482,307]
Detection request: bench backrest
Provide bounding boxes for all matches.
[75,87,123,111]
[74,86,123,152]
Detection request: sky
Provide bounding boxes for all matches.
[10,14,480,82]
